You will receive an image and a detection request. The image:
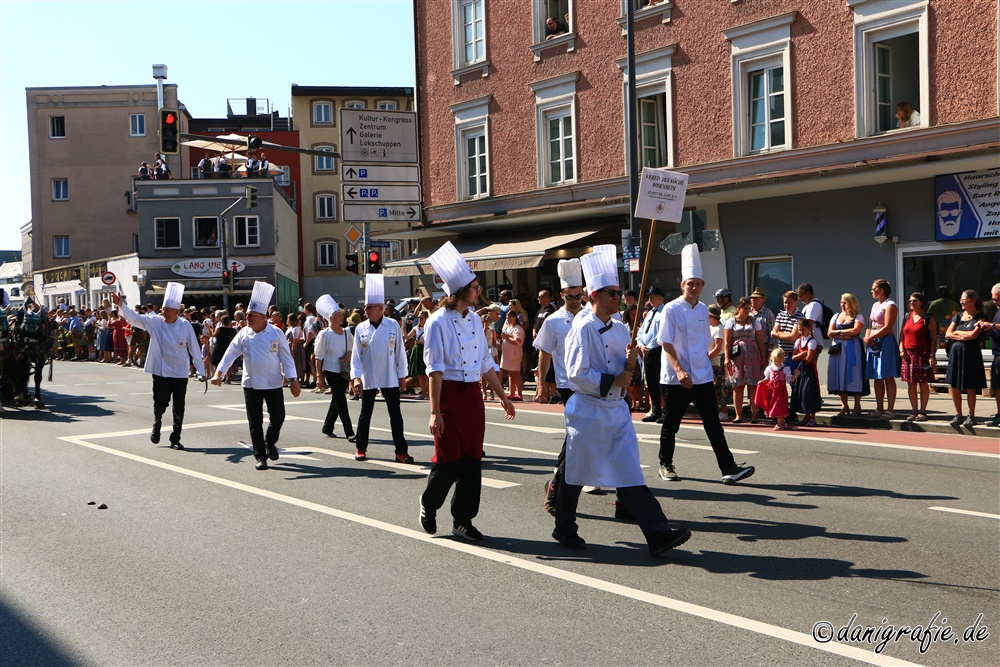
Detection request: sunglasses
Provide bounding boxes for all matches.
[564,293,584,301]
[599,289,622,298]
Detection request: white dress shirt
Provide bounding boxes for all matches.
[532,306,576,389]
[423,306,497,383]
[351,317,407,388]
[119,302,204,379]
[314,327,351,365]
[659,296,713,386]
[215,323,297,390]
[636,304,664,349]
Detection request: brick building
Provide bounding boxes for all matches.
[399,0,999,314]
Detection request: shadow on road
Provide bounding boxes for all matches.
[0,596,80,666]
[0,391,116,422]
[670,549,927,582]
[678,515,907,544]
[487,534,676,568]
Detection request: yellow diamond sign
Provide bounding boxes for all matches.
[342,224,363,244]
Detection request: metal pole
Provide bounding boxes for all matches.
[625,2,641,292]
[221,215,229,312]
[363,221,371,278]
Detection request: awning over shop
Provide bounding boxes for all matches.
[383,229,599,277]
[150,278,254,295]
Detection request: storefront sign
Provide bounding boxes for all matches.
[171,259,246,278]
[934,167,1000,240]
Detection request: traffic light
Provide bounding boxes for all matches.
[244,185,257,211]
[345,252,360,275]
[222,269,231,291]
[228,262,238,291]
[368,250,382,274]
[159,108,180,155]
[247,135,262,150]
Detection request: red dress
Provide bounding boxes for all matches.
[109,319,128,357]
[754,363,790,418]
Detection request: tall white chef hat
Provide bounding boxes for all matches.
[681,243,703,282]
[316,294,340,319]
[557,258,583,289]
[162,282,185,310]
[248,281,275,314]
[580,245,619,294]
[365,273,385,306]
[428,241,476,296]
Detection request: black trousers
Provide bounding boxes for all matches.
[355,386,407,454]
[550,387,575,489]
[658,382,736,473]
[420,457,482,525]
[555,479,672,544]
[152,375,188,444]
[322,371,355,437]
[643,349,663,413]
[243,387,285,461]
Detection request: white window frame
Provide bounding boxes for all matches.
[317,241,339,269]
[234,216,260,247]
[376,100,398,111]
[315,146,336,172]
[617,45,676,170]
[51,179,69,201]
[451,0,490,83]
[313,101,333,125]
[530,73,578,188]
[343,100,366,110]
[384,240,403,263]
[130,113,145,137]
[53,236,70,259]
[316,194,338,220]
[154,217,181,250]
[849,0,929,137]
[530,0,575,61]
[723,12,796,157]
[451,96,491,200]
[192,216,220,248]
[616,1,673,33]
[276,165,291,186]
[49,116,65,139]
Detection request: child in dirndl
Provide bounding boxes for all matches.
[755,348,792,430]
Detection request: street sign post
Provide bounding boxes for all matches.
[342,204,421,223]
[100,271,116,286]
[343,184,420,203]
[339,109,418,164]
[342,164,420,183]
[369,240,391,248]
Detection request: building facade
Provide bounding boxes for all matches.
[26,83,187,308]
[290,85,416,306]
[405,0,999,315]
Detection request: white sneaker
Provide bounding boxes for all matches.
[582,486,605,495]
[718,411,731,422]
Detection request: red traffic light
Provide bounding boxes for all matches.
[164,112,177,125]
[368,251,381,262]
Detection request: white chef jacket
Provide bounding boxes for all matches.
[215,323,297,390]
[423,305,497,383]
[563,309,644,488]
[119,302,204,379]
[658,296,713,386]
[314,327,351,365]
[532,306,576,389]
[351,317,407,388]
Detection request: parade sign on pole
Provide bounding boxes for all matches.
[634,168,689,222]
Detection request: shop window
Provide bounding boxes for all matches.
[903,248,1000,332]
[745,255,793,317]
[193,217,220,247]
[234,216,259,247]
[155,218,181,250]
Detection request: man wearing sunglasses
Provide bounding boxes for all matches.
[534,258,586,515]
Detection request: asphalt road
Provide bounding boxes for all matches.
[1,361,998,666]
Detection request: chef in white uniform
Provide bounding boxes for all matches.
[554,245,691,557]
[534,257,586,514]
[212,281,300,471]
[112,282,204,450]
[349,273,412,463]
[657,244,755,485]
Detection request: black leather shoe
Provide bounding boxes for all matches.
[347,435,357,443]
[551,529,586,549]
[321,428,335,437]
[266,442,279,461]
[649,527,692,557]
[170,442,185,451]
[255,458,268,471]
[641,413,661,423]
[150,422,161,444]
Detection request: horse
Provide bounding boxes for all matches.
[0,307,53,415]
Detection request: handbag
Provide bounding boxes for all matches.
[339,331,351,380]
[730,344,741,358]
[828,342,842,355]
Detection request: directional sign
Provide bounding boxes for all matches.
[342,203,421,223]
[340,109,418,164]
[343,183,420,203]
[369,240,391,248]
[342,164,420,183]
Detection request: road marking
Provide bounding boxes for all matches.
[635,435,759,455]
[74,383,97,386]
[491,422,565,435]
[53,431,921,667]
[129,392,153,396]
[236,440,320,462]
[106,382,128,385]
[928,506,1000,520]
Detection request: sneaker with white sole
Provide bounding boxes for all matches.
[419,500,436,534]
[658,463,680,482]
[582,486,605,495]
[452,523,484,542]
[722,463,755,485]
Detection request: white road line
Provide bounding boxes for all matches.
[106,382,128,385]
[53,432,921,667]
[129,392,153,396]
[928,506,1000,520]
[74,383,97,386]
[635,435,760,455]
